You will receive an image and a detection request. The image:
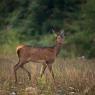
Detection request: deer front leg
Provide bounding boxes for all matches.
[40,63,47,78]
[47,64,55,81]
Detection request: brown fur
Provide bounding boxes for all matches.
[14,31,64,83]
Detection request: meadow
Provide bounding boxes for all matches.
[0,0,95,94]
[0,54,95,95]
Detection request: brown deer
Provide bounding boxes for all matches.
[14,29,64,83]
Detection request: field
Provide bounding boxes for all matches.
[0,55,95,95]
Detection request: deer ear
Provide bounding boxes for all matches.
[52,29,57,37]
[60,30,64,37]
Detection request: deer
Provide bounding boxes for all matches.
[14,28,64,83]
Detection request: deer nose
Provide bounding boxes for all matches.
[60,38,64,44]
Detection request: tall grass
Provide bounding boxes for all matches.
[0,55,95,95]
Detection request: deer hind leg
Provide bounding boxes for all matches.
[21,65,31,80]
[14,61,22,83]
[40,63,47,78]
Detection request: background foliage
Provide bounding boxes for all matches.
[0,0,95,58]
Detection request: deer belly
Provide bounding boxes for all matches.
[29,52,54,62]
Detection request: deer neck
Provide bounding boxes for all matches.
[55,43,62,56]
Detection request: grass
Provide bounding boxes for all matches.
[0,55,95,95]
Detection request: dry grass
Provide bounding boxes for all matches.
[0,55,95,95]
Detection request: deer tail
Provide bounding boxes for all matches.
[16,45,24,57]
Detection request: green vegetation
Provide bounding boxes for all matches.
[0,1,95,95]
[0,0,95,58]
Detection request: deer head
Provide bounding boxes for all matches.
[52,29,64,45]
